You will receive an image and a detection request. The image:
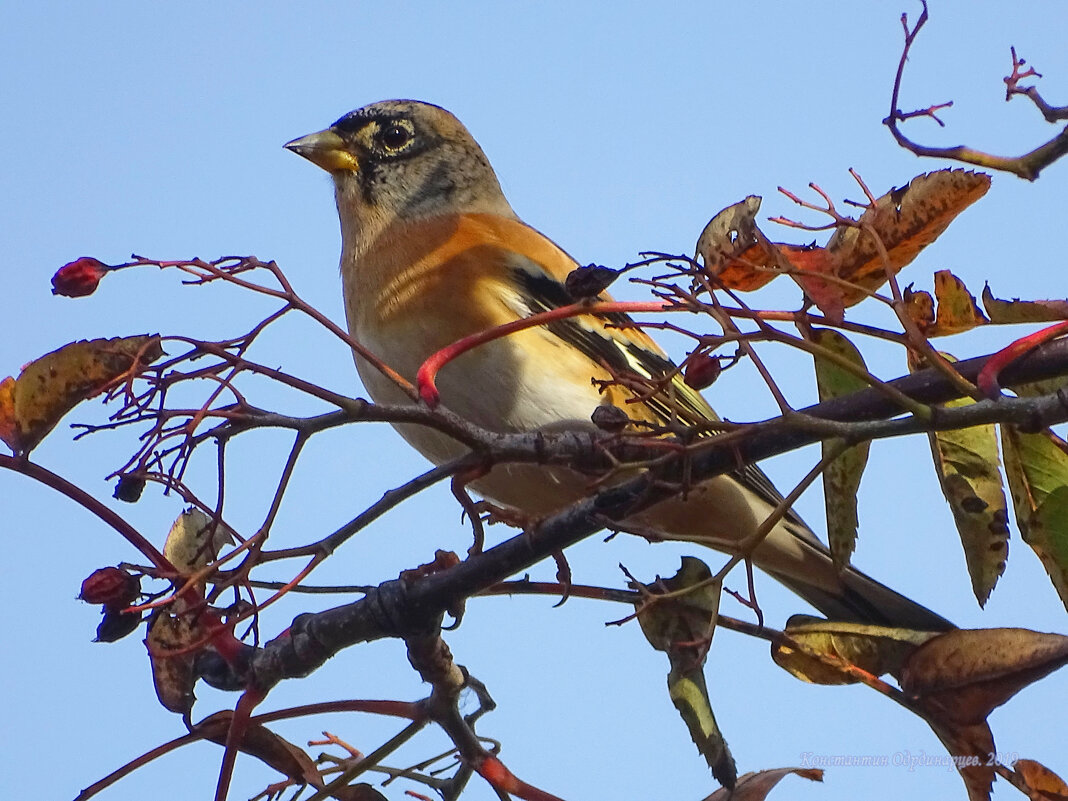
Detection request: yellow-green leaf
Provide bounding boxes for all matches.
[670,669,736,788]
[164,508,235,578]
[809,329,871,568]
[982,285,1068,324]
[163,508,236,599]
[1001,426,1068,611]
[932,270,988,336]
[634,558,736,787]
[908,351,1010,605]
[772,615,938,684]
[926,398,1010,605]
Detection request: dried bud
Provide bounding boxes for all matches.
[565,264,619,300]
[95,609,142,643]
[51,257,110,297]
[401,550,462,583]
[684,353,723,390]
[79,566,140,608]
[113,473,147,503]
[591,404,631,432]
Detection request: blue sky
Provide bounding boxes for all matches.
[2,3,1067,800]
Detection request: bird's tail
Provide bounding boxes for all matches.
[627,471,955,631]
[767,540,954,632]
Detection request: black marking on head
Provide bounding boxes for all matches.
[333,109,437,167]
[329,110,440,206]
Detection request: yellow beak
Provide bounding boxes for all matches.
[284,128,359,173]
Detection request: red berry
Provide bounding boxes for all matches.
[79,566,140,608]
[51,257,109,297]
[683,353,723,390]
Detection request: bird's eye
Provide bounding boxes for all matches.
[378,122,414,151]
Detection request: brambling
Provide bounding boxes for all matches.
[286,100,952,631]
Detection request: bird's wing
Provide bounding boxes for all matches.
[475,215,813,534]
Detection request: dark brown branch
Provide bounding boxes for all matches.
[884,1,1068,180]
[1005,46,1068,122]
[199,337,1068,692]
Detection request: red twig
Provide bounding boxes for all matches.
[416,300,677,407]
[977,320,1068,398]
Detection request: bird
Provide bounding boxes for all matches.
[285,99,952,632]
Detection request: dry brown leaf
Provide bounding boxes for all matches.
[701,767,823,801]
[901,628,1068,725]
[147,611,199,717]
[696,196,765,274]
[695,196,801,292]
[905,285,936,334]
[694,171,989,320]
[784,246,848,322]
[1015,759,1068,801]
[904,628,1068,801]
[197,712,327,790]
[822,170,991,308]
[925,720,997,801]
[0,335,163,454]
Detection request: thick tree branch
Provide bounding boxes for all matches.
[199,338,1068,691]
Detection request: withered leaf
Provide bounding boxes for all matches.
[695,171,989,320]
[196,712,328,790]
[901,628,1068,725]
[904,285,936,334]
[695,196,765,275]
[820,170,991,308]
[0,335,163,454]
[925,720,996,801]
[700,766,823,801]
[696,196,807,292]
[147,611,199,717]
[1014,759,1068,801]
